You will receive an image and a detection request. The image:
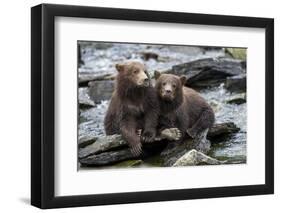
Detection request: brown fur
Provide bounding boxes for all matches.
[154,72,215,140]
[104,62,159,156]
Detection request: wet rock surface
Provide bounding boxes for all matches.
[78,42,247,168]
[225,74,246,93]
[172,149,225,166]
[88,80,114,103]
[166,57,245,88]
[78,122,240,166]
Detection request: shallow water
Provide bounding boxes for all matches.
[78,42,246,166]
[201,85,246,164]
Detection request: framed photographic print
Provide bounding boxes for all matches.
[31,3,274,209]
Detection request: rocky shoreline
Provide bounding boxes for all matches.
[78,42,247,169]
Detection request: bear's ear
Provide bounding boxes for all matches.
[154,70,161,80]
[115,63,125,72]
[180,75,187,86]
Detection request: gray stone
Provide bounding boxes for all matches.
[79,149,135,166]
[79,134,126,159]
[225,74,246,93]
[167,57,245,88]
[172,149,225,166]
[88,80,114,103]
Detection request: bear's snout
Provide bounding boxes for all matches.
[136,71,149,87]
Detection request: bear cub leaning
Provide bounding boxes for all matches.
[104,61,159,156]
[154,71,215,153]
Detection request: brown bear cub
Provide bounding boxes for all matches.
[104,62,159,156]
[154,71,215,153]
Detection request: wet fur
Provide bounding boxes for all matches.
[155,74,215,141]
[104,63,159,156]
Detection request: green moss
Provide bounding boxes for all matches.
[114,160,143,168]
[225,48,247,60]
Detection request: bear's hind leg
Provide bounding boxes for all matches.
[187,107,214,138]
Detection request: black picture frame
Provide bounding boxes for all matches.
[31,3,274,209]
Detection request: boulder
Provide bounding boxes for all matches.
[172,149,225,166]
[224,74,246,93]
[88,80,114,103]
[140,52,159,61]
[167,57,245,88]
[207,122,240,139]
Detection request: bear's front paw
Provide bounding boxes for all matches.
[130,143,142,157]
[141,130,156,143]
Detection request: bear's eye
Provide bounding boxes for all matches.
[133,70,138,74]
[172,84,176,88]
[162,82,166,86]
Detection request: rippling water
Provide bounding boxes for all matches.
[201,84,246,163]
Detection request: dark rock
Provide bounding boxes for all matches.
[88,80,114,103]
[78,135,98,148]
[167,57,245,88]
[78,43,84,67]
[225,74,246,93]
[80,149,135,166]
[160,139,193,166]
[141,52,159,61]
[207,122,240,139]
[78,71,113,86]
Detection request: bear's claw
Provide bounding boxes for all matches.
[130,143,142,157]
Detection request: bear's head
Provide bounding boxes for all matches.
[115,61,150,87]
[154,71,186,102]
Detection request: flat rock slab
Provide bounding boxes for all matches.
[167,57,245,88]
[207,122,240,139]
[79,134,126,159]
[78,71,113,83]
[80,149,135,166]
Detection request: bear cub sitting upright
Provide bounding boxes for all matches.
[104,61,159,156]
[154,71,215,153]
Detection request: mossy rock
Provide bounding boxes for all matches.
[115,160,143,168]
[225,48,247,60]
